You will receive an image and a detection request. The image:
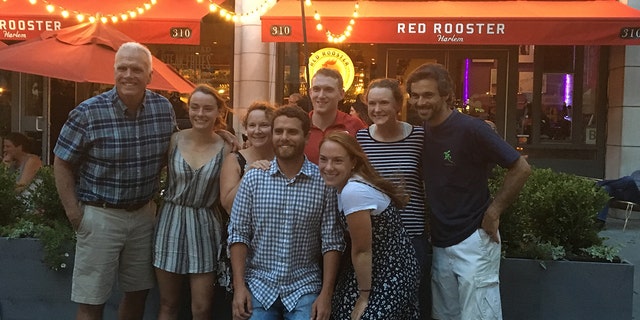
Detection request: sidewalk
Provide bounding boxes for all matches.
[600,214,640,319]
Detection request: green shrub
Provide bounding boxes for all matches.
[2,165,169,271]
[489,167,613,260]
[29,166,67,222]
[0,166,74,270]
[0,165,24,226]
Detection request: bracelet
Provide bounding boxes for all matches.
[358,288,372,292]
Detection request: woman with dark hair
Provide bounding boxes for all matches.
[356,78,430,318]
[318,131,419,320]
[153,84,231,320]
[2,132,42,193]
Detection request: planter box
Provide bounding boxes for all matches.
[1,238,632,320]
[0,237,160,319]
[500,257,634,319]
[0,237,231,320]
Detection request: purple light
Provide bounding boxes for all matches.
[463,59,470,103]
[564,74,573,106]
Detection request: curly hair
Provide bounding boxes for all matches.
[241,101,276,128]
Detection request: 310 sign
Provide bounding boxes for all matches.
[170,27,192,39]
[270,25,292,36]
[620,27,640,39]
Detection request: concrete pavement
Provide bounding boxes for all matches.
[600,210,640,319]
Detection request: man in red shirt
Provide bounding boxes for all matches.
[305,68,367,164]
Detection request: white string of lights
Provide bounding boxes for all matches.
[308,0,359,43]
[199,0,276,23]
[30,0,157,24]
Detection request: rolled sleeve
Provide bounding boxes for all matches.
[228,172,254,246]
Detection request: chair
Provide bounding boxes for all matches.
[613,200,640,231]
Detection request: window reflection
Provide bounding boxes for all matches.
[24,74,43,117]
[0,70,12,136]
[516,45,601,151]
[540,72,573,141]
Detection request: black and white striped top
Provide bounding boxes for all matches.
[356,125,426,237]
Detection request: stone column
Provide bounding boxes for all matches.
[231,0,277,136]
[606,44,640,178]
[604,0,639,177]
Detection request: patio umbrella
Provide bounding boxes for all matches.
[0,22,195,93]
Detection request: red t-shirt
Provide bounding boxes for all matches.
[305,111,367,164]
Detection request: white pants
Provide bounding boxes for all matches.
[432,229,502,320]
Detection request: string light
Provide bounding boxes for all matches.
[24,0,280,27]
[199,0,276,24]
[309,1,359,43]
[27,0,157,24]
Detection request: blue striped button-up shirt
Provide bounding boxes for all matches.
[228,157,345,311]
[53,88,176,205]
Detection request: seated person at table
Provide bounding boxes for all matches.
[2,132,42,194]
[595,170,640,228]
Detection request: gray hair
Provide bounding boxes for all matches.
[115,42,153,72]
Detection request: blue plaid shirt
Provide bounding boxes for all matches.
[54,88,176,205]
[228,157,345,311]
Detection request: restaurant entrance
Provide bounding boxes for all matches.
[387,48,513,141]
[15,74,47,162]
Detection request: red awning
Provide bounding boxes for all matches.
[261,0,640,45]
[0,0,212,44]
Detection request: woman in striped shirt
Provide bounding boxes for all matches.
[355,78,431,318]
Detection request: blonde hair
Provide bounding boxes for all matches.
[242,101,276,128]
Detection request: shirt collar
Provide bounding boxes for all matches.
[268,156,315,179]
[108,87,148,116]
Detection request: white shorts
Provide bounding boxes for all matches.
[431,229,502,320]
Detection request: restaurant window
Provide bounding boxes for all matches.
[280,43,378,109]
[0,70,12,136]
[540,46,575,142]
[23,74,43,117]
[147,10,235,103]
[517,45,601,148]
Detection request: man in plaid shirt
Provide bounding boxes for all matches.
[54,42,175,319]
[228,106,345,320]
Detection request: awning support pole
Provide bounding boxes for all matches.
[300,0,312,110]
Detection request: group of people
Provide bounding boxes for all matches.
[53,41,532,320]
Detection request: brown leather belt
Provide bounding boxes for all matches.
[82,200,149,212]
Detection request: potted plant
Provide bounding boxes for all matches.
[0,165,24,226]
[0,166,75,270]
[0,166,165,319]
[489,167,634,319]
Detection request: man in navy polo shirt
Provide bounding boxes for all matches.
[406,62,531,320]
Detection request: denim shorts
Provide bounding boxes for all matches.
[250,292,318,320]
